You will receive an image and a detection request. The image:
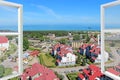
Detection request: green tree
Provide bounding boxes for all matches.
[23,38,29,51]
[94,33,98,38]
[59,38,67,44]
[9,77,20,80]
[76,54,87,66]
[76,54,82,65]
[73,34,80,41]
[82,34,86,39]
[39,37,44,42]
[6,36,13,40]
[85,34,90,42]
[0,65,5,78]
[81,56,86,66]
[55,72,64,80]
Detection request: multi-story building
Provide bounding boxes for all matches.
[78,43,109,63]
[21,63,59,80]
[51,43,76,66]
[77,64,114,80]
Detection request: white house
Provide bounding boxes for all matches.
[0,36,9,55]
[95,50,109,63]
[51,43,76,66]
[57,52,76,66]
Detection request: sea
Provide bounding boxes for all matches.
[0,24,101,32]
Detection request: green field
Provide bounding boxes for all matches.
[67,72,79,80]
[38,53,56,67]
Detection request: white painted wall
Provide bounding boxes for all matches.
[0,41,9,50]
[61,53,76,63]
[95,51,109,63]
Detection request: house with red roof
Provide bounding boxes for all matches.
[107,68,120,76]
[115,64,120,73]
[21,63,59,80]
[23,50,40,64]
[106,63,120,77]
[77,65,104,80]
[51,43,76,66]
[29,50,40,57]
[0,36,9,55]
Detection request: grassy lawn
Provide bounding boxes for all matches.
[9,77,20,80]
[38,53,56,67]
[28,46,40,51]
[3,68,12,76]
[67,72,79,80]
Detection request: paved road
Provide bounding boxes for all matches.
[51,66,88,80]
[50,47,120,80]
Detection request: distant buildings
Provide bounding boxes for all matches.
[51,43,76,66]
[47,33,56,40]
[0,36,9,55]
[72,41,82,48]
[21,63,59,80]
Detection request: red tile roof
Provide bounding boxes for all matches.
[56,59,60,63]
[116,65,120,70]
[81,65,103,80]
[89,64,100,71]
[30,50,40,56]
[80,43,100,55]
[107,68,120,76]
[0,36,8,43]
[78,73,84,79]
[80,44,87,49]
[53,43,73,57]
[83,69,90,76]
[91,57,96,61]
[21,63,59,80]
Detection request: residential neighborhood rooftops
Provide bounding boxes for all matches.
[21,63,59,80]
[52,43,73,57]
[0,36,8,43]
[78,65,103,80]
[107,68,120,76]
[116,65,120,69]
[30,50,40,56]
[80,43,100,55]
[78,73,84,79]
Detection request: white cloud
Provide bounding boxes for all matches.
[0,6,17,13]
[31,4,62,19]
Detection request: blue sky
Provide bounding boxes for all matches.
[105,4,120,29]
[1,0,120,30]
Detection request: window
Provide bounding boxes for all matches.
[0,0,23,80]
[101,0,120,79]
